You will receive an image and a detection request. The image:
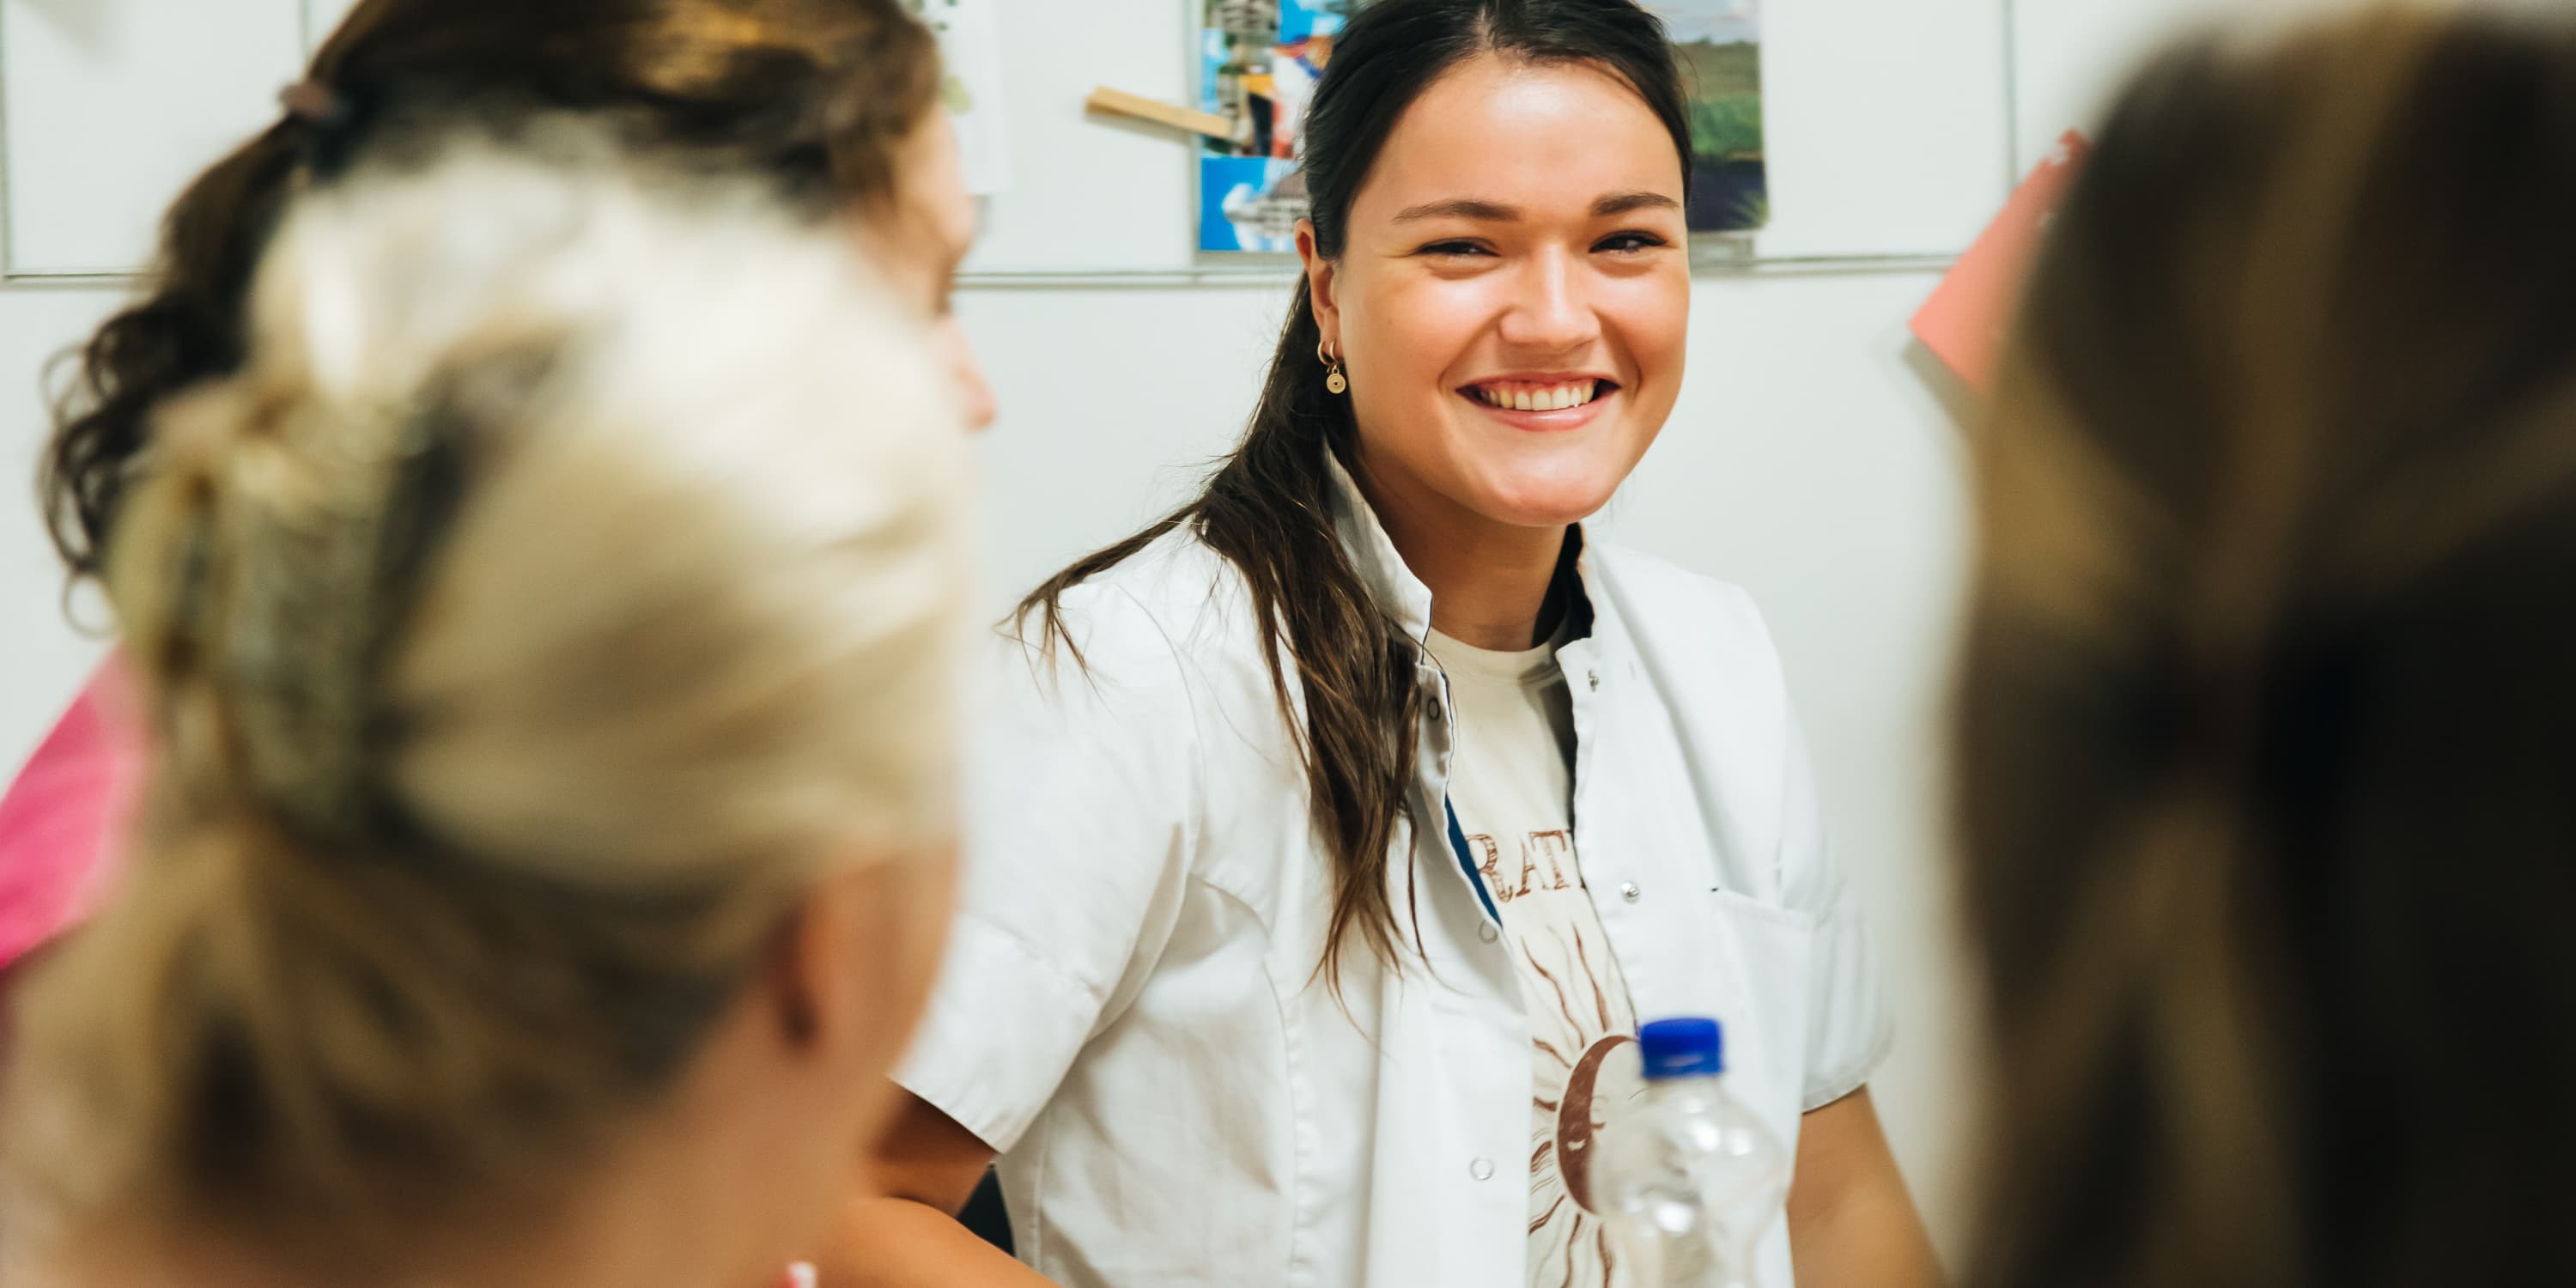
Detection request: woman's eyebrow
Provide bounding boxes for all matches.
[1594,191,1681,216]
[1393,197,1521,222]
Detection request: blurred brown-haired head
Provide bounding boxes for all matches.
[1957,6,2576,1288]
[3,121,970,1284]
[40,0,942,586]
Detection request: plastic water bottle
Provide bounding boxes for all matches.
[1596,1018,1789,1288]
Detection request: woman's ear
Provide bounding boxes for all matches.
[762,895,841,1052]
[759,869,876,1057]
[760,854,954,1066]
[1297,219,1341,352]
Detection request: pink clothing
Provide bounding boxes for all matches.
[0,662,144,971]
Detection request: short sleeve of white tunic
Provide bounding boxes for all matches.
[893,580,1203,1154]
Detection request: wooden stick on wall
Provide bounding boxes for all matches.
[1086,87,1245,145]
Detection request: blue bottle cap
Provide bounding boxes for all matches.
[1637,1017,1725,1080]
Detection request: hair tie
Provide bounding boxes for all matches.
[279,80,351,131]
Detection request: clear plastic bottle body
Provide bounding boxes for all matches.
[1596,1026,1788,1288]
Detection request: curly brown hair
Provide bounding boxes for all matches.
[39,0,940,586]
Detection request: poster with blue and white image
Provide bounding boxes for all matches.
[1197,0,1349,252]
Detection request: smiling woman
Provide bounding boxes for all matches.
[838,3,1939,1288]
[1309,52,1690,541]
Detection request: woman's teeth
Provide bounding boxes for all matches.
[1471,381,1601,412]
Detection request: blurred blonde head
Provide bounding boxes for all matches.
[1958,6,2576,1288]
[4,120,970,1285]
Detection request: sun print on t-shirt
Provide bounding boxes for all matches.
[1472,827,1646,1287]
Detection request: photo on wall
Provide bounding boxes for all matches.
[1197,0,1346,253]
[1646,0,1768,234]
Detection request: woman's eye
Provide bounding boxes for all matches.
[1595,232,1669,254]
[1420,240,1494,258]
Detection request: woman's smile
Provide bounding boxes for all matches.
[1458,374,1622,431]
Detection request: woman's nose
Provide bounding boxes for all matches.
[1497,250,1601,355]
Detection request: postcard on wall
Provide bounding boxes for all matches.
[1644,1,1767,234]
[909,0,1012,195]
[1911,131,2092,393]
[1198,0,1347,253]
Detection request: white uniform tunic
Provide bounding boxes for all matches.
[897,454,1893,1288]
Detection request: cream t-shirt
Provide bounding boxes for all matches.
[1425,625,1645,1288]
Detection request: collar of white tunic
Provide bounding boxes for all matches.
[1318,448,1621,677]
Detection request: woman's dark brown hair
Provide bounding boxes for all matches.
[1958,8,2576,1288]
[39,0,939,584]
[1019,0,1693,993]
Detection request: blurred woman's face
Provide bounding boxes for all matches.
[1303,55,1691,530]
[859,112,997,432]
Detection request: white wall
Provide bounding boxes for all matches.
[1,0,2348,1267]
[964,0,2013,271]
[0,288,120,762]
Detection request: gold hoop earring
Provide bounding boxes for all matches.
[1319,341,1348,395]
